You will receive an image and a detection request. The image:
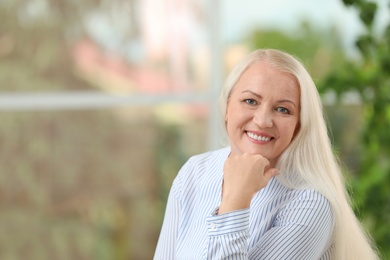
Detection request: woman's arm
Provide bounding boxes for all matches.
[206,189,334,259]
[249,190,334,259]
[203,153,277,259]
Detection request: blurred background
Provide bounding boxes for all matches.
[0,0,389,259]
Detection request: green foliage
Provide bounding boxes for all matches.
[319,1,390,258]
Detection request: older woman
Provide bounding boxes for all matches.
[154,49,378,259]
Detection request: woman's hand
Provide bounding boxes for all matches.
[218,153,279,214]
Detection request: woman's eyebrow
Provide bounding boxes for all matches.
[242,90,262,99]
[242,90,297,108]
[276,99,297,108]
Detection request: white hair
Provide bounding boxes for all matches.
[219,49,379,259]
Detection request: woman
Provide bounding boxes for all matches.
[154,49,379,259]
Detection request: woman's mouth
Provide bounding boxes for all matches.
[246,131,272,142]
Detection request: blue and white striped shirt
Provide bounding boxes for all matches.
[154,147,335,259]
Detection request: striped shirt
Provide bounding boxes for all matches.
[154,147,335,259]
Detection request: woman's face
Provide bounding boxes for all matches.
[225,61,300,167]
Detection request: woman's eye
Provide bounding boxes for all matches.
[244,99,257,105]
[276,107,290,114]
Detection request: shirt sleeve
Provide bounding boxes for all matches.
[206,190,334,260]
[153,181,181,260]
[206,208,251,259]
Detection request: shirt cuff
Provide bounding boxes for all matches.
[206,208,250,236]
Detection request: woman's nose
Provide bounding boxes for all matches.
[253,108,273,128]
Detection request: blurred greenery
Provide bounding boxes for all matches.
[318,0,390,258]
[1,0,389,259]
[247,21,348,79]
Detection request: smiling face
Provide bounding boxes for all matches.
[225,61,300,167]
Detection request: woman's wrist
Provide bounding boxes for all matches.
[218,195,251,214]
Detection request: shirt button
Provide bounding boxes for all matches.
[210,223,216,229]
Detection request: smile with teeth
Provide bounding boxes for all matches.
[247,131,272,142]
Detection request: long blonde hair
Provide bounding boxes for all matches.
[219,49,379,259]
